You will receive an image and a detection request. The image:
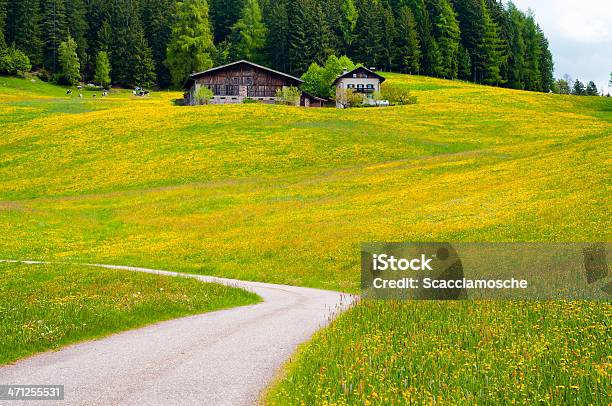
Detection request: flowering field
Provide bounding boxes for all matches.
[266,300,610,405]
[0,74,610,400]
[0,262,259,365]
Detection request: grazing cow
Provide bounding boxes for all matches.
[66,90,72,95]
[93,94,97,98]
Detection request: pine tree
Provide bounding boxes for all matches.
[166,0,216,87]
[395,6,421,74]
[479,1,503,85]
[210,0,244,43]
[133,27,157,87]
[41,0,68,72]
[537,26,553,93]
[485,0,510,84]
[352,0,384,68]
[96,20,113,53]
[585,81,598,96]
[457,43,471,79]
[522,12,541,91]
[287,0,332,74]
[339,0,358,53]
[430,0,460,79]
[94,50,111,87]
[0,0,7,48]
[141,0,175,86]
[572,79,585,96]
[6,0,43,66]
[65,0,88,74]
[58,36,80,85]
[506,3,526,89]
[231,0,267,62]
[264,0,290,72]
[378,4,395,71]
[287,0,309,74]
[453,0,502,84]
[405,0,435,75]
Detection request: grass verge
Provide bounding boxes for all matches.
[0,262,260,365]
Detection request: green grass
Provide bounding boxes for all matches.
[0,75,610,401]
[0,262,260,365]
[266,300,610,405]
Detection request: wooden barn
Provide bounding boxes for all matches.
[184,60,320,106]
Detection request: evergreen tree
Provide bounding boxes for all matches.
[479,1,503,85]
[395,6,421,74]
[41,0,68,72]
[430,0,460,79]
[231,0,267,62]
[406,0,435,75]
[453,0,502,84]
[58,36,80,85]
[65,0,88,74]
[0,0,7,48]
[485,0,510,83]
[6,0,43,66]
[96,20,113,53]
[287,0,332,74]
[339,0,359,53]
[141,0,175,86]
[585,81,598,96]
[572,79,585,96]
[210,0,244,43]
[522,12,541,91]
[287,0,309,74]
[133,27,157,87]
[506,3,526,89]
[537,26,553,93]
[352,0,384,68]
[264,0,290,72]
[457,43,471,79]
[166,0,215,87]
[94,50,111,87]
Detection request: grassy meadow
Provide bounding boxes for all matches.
[1,74,610,290]
[0,261,259,365]
[1,73,610,402]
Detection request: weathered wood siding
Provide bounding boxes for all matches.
[195,64,293,98]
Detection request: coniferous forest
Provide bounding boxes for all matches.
[0,0,556,93]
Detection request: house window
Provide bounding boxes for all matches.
[233,77,239,85]
[352,74,357,78]
[244,77,253,85]
[347,84,355,88]
[357,84,364,89]
[367,84,374,89]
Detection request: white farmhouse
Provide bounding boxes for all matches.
[333,66,386,108]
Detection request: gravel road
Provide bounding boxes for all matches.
[0,261,355,405]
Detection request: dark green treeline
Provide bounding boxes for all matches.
[0,0,554,92]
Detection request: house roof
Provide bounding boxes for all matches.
[184,60,304,89]
[332,66,386,86]
[301,90,328,102]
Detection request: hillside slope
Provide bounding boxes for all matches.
[0,74,610,291]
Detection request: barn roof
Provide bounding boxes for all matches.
[332,66,386,86]
[184,60,304,89]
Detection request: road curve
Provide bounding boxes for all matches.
[0,260,356,406]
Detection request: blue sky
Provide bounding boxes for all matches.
[508,0,612,93]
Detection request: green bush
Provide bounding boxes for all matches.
[242,98,259,104]
[194,86,214,105]
[0,47,31,76]
[275,86,301,106]
[381,84,417,105]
